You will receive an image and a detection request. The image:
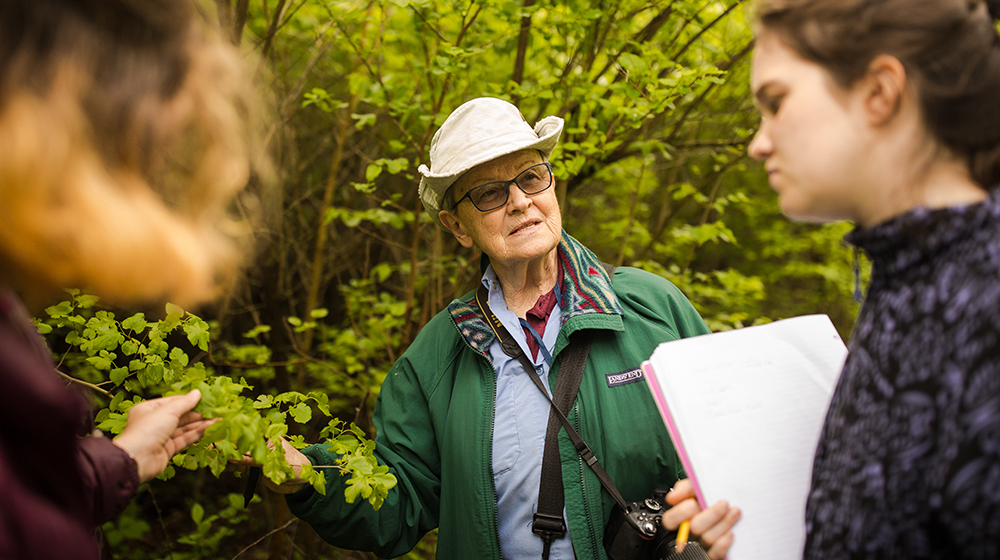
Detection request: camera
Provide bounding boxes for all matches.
[604,488,675,560]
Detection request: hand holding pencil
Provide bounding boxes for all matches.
[663,479,742,560]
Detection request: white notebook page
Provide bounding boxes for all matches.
[643,314,848,560]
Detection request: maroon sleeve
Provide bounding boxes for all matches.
[77,435,141,524]
[0,442,101,560]
[0,291,138,556]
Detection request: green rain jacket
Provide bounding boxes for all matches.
[286,233,710,559]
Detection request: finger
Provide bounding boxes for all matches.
[698,506,741,545]
[133,391,190,412]
[161,389,202,415]
[660,496,702,531]
[689,500,731,536]
[666,479,695,505]
[176,410,205,425]
[706,530,734,560]
[169,422,211,451]
[171,419,216,439]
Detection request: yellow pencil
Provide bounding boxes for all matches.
[675,496,695,553]
[676,518,690,553]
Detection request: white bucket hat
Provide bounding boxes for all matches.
[418,97,564,228]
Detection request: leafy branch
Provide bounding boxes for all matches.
[34,290,397,510]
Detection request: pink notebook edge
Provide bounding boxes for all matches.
[641,361,707,509]
[641,359,727,558]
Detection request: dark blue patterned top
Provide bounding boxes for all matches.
[804,192,1000,559]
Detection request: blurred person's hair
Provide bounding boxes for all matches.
[755,0,1000,189]
[0,0,266,308]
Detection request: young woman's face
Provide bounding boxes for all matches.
[748,33,874,223]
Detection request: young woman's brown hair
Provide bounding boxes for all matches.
[0,0,262,307]
[755,0,1000,189]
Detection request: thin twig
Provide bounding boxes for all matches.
[56,369,111,396]
[147,486,175,555]
[231,518,297,560]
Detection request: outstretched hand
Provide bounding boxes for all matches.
[112,389,215,483]
[230,437,312,495]
[660,479,741,560]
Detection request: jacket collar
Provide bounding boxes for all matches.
[448,231,624,355]
[846,189,1000,279]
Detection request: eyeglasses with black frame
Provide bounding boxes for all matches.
[453,162,553,212]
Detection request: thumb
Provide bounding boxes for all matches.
[158,389,203,416]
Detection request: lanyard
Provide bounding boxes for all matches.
[475,283,629,559]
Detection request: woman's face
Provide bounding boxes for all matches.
[748,32,874,223]
[439,149,562,268]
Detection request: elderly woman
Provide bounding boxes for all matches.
[277,98,740,559]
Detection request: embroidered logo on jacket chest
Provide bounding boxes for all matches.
[606,367,643,388]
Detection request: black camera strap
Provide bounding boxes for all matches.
[474,278,629,560]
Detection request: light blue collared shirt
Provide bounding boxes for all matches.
[482,266,574,560]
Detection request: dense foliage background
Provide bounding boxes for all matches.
[42,0,866,558]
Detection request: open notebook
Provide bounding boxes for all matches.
[642,314,848,560]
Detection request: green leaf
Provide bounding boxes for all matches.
[191,503,204,524]
[169,347,190,368]
[46,301,74,319]
[87,354,114,371]
[385,157,408,174]
[75,294,100,308]
[145,363,164,385]
[372,471,397,489]
[242,324,271,338]
[309,308,329,319]
[98,412,128,435]
[121,313,148,333]
[262,450,289,484]
[110,367,128,386]
[618,52,646,73]
[346,455,375,476]
[289,403,312,424]
[159,465,175,480]
[147,341,168,360]
[110,391,124,412]
[253,394,275,409]
[351,113,376,129]
[121,340,139,356]
[365,163,383,182]
[344,478,366,504]
[266,423,288,439]
[183,317,210,351]
[165,302,185,317]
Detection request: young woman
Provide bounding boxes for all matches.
[749,0,1000,558]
